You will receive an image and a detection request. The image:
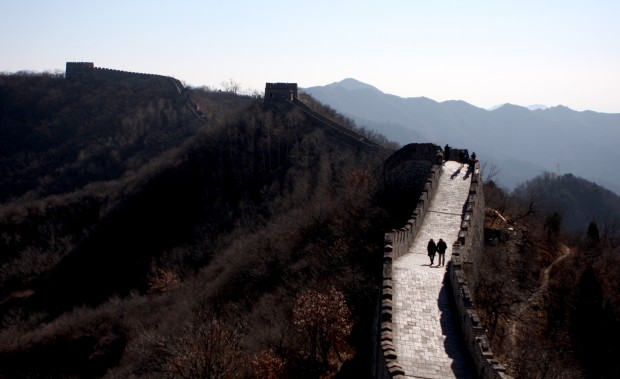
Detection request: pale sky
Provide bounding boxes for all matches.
[2,0,619,112]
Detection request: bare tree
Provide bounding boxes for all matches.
[136,312,244,378]
[481,160,501,183]
[475,243,521,336]
[508,197,541,224]
[599,218,620,250]
[221,78,240,94]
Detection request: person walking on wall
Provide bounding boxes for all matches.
[427,239,437,266]
[444,144,451,162]
[437,238,448,267]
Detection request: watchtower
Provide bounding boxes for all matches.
[65,62,94,80]
[264,82,298,102]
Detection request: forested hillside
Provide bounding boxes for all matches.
[3,71,618,379]
[0,72,397,378]
[0,72,206,202]
[477,180,620,378]
[512,172,620,231]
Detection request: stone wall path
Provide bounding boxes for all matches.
[392,160,476,378]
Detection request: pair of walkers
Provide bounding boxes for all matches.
[427,238,447,266]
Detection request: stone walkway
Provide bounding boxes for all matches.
[392,160,476,378]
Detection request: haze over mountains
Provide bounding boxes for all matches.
[303,79,620,194]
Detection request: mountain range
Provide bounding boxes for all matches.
[1,71,619,378]
[302,78,620,194]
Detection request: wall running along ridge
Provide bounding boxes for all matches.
[372,145,443,378]
[449,161,512,379]
[373,157,513,378]
[65,62,205,120]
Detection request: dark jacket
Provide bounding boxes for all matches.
[427,240,437,256]
[437,239,448,254]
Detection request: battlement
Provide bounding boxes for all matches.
[65,62,168,81]
[265,82,298,102]
[63,62,205,120]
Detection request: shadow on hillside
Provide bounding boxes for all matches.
[438,270,476,378]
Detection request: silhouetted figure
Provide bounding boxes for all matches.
[460,150,470,170]
[427,239,437,266]
[469,151,477,170]
[444,144,451,161]
[436,238,447,266]
[458,151,465,167]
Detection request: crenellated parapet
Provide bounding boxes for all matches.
[384,164,442,260]
[449,162,513,379]
[373,144,443,378]
[373,151,512,378]
[65,62,172,81]
[290,97,384,148]
[383,143,443,172]
[64,62,205,120]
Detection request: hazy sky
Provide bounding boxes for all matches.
[2,0,619,112]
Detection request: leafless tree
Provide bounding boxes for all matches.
[221,78,240,94]
[135,312,244,378]
[481,160,501,183]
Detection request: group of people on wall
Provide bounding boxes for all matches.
[421,144,476,267]
[443,144,477,168]
[426,238,448,267]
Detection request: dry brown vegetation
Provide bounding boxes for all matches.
[0,73,401,378]
[474,180,620,378]
[4,72,617,378]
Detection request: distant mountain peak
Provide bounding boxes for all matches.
[489,103,551,111]
[328,78,383,93]
[490,103,527,112]
[548,105,571,111]
[488,103,505,111]
[526,104,548,111]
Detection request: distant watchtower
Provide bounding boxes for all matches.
[264,83,298,102]
[65,62,94,80]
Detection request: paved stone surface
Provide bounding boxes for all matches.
[392,160,476,378]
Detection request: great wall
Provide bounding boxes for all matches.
[264,82,511,377]
[64,65,509,377]
[65,62,174,81]
[65,62,205,120]
[372,148,510,378]
[265,82,383,149]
